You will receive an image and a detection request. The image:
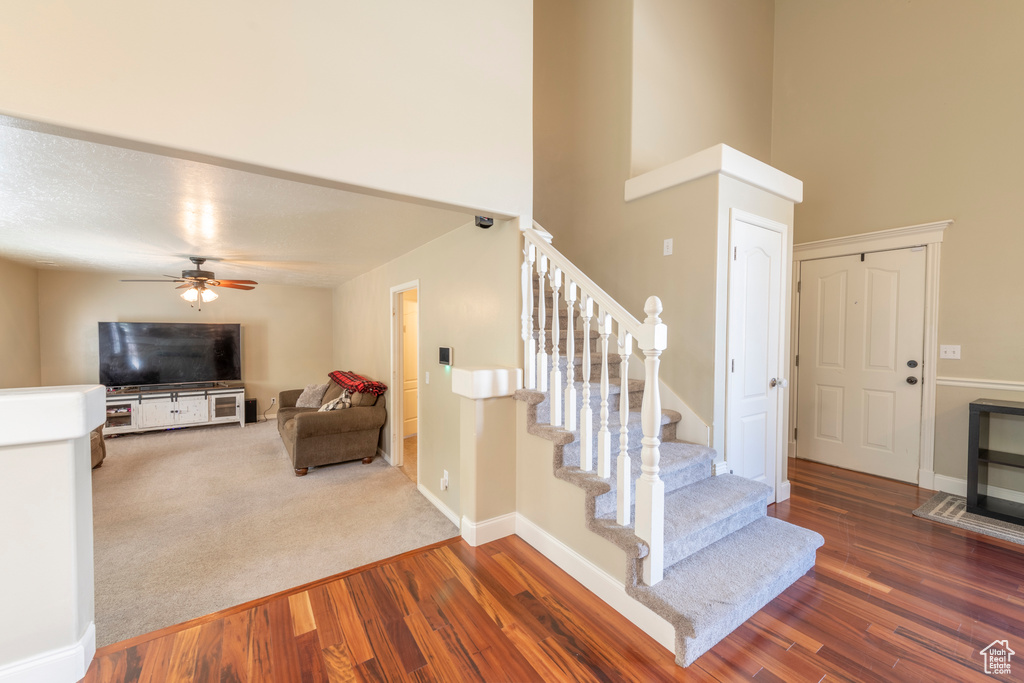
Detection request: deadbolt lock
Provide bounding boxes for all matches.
[907,360,919,368]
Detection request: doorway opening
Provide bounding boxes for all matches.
[400,288,419,483]
[390,280,420,483]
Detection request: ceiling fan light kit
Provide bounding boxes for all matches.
[122,257,257,311]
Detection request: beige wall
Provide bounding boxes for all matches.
[36,270,333,413]
[536,0,785,428]
[773,0,1024,486]
[332,220,520,517]
[0,257,41,388]
[632,0,775,175]
[0,1,533,216]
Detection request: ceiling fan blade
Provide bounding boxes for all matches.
[213,279,259,285]
[175,283,193,289]
[209,283,256,290]
[121,279,186,282]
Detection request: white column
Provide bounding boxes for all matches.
[521,242,536,391]
[564,281,577,433]
[616,329,633,526]
[536,255,548,393]
[578,295,593,471]
[635,296,667,586]
[0,385,105,683]
[596,310,612,478]
[548,267,563,426]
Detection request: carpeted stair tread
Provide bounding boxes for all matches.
[661,475,771,567]
[628,516,824,666]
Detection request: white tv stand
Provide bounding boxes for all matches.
[104,384,245,435]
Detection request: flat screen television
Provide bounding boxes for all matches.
[98,322,242,388]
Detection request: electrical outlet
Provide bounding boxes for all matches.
[440,469,449,490]
[270,397,276,406]
[940,345,961,360]
[663,238,673,256]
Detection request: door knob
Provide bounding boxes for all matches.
[906,376,918,385]
[770,378,778,389]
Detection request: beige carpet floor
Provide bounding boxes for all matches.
[92,421,458,647]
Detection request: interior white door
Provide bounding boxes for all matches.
[402,295,418,438]
[796,248,925,483]
[726,219,784,500]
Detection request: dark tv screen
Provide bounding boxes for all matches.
[98,322,241,387]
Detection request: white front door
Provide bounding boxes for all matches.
[726,216,785,500]
[796,248,925,483]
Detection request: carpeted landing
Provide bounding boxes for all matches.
[92,421,458,647]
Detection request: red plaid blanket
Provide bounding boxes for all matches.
[328,370,388,396]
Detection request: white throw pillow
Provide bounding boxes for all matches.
[296,383,329,408]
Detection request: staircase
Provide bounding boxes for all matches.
[514,224,823,666]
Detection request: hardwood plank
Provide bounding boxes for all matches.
[137,635,174,683]
[404,610,471,683]
[246,603,274,683]
[192,619,224,683]
[295,630,329,683]
[165,625,202,683]
[94,648,127,683]
[218,610,253,683]
[321,642,358,683]
[267,597,304,683]
[325,580,375,664]
[289,591,317,637]
[308,584,345,650]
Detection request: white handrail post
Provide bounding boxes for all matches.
[578,294,594,471]
[635,296,667,586]
[616,328,633,526]
[549,267,563,427]
[537,254,549,393]
[564,281,578,433]
[597,310,612,478]
[522,241,537,390]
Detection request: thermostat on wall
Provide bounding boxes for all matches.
[439,347,453,366]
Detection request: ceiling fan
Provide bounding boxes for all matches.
[121,257,258,310]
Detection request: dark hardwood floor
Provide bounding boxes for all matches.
[83,459,1024,682]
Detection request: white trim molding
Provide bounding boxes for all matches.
[624,144,803,204]
[936,377,1024,392]
[0,623,94,683]
[794,220,950,261]
[461,513,517,547]
[792,220,951,491]
[377,447,391,465]
[417,483,460,528]
[932,474,1024,506]
[514,515,676,653]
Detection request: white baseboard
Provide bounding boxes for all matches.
[514,514,675,653]
[918,469,935,490]
[417,483,460,527]
[378,447,391,465]
[461,512,517,547]
[776,480,792,503]
[0,622,94,683]
[712,461,730,476]
[933,474,1024,505]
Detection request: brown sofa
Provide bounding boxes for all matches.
[277,380,386,476]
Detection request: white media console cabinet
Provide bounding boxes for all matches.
[104,385,245,435]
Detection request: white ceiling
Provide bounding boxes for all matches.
[0,122,475,288]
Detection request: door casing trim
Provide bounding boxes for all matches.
[791,220,950,488]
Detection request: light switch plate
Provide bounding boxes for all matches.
[940,344,961,359]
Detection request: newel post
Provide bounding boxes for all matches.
[521,241,536,390]
[636,296,667,586]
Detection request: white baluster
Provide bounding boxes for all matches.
[537,255,548,393]
[636,296,667,586]
[548,267,563,427]
[522,241,536,390]
[616,328,632,526]
[597,310,612,478]
[578,295,593,471]
[564,281,577,433]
